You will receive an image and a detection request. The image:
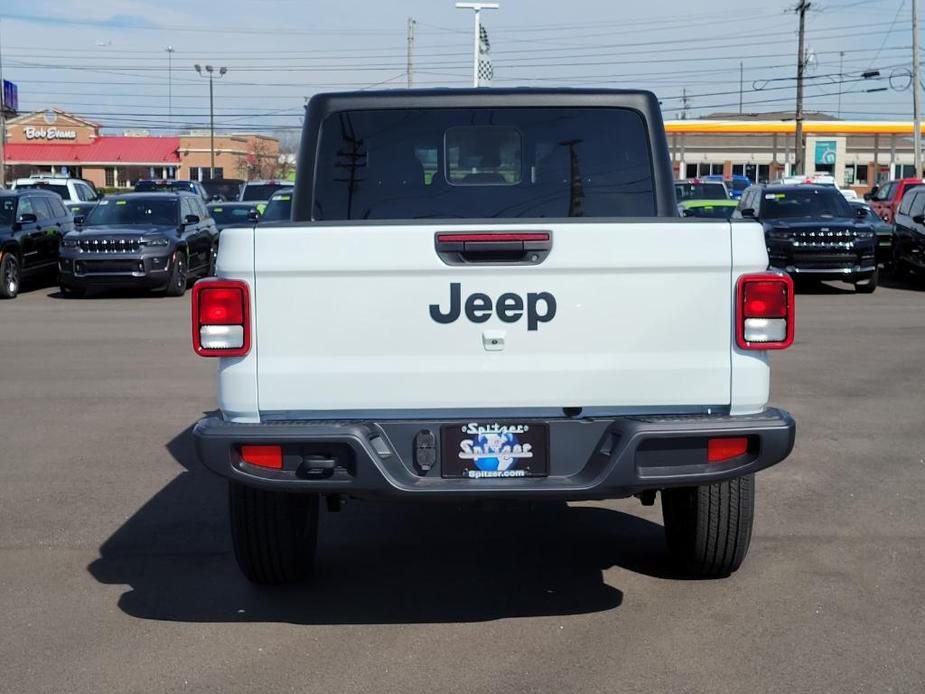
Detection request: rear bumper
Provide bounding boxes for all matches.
[192,409,796,500]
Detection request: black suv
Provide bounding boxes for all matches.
[891,184,925,279]
[0,190,76,299]
[58,192,218,297]
[735,184,878,293]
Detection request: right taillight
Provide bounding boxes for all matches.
[192,279,250,357]
[736,272,794,350]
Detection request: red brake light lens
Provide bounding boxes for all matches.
[742,281,788,318]
[240,445,283,469]
[707,437,749,463]
[199,287,244,325]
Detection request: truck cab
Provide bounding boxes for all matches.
[191,89,796,585]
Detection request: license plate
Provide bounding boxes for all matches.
[441,422,549,479]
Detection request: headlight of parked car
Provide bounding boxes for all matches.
[141,236,170,247]
[60,238,79,248]
[766,229,792,240]
[855,229,875,240]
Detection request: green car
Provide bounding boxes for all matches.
[678,199,739,220]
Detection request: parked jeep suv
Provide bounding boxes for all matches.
[0,189,76,299]
[736,184,878,292]
[58,192,217,297]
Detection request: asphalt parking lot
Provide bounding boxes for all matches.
[2,278,924,693]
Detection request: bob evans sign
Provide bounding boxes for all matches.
[24,126,77,140]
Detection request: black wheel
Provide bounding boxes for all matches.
[891,243,911,280]
[164,250,188,297]
[855,269,878,294]
[661,475,755,578]
[228,481,319,585]
[59,284,85,298]
[0,253,20,299]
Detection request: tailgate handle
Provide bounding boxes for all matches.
[435,232,552,265]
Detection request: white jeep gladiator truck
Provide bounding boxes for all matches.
[192,89,796,584]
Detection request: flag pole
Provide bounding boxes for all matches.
[455,2,499,87]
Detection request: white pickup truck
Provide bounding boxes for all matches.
[192,89,796,584]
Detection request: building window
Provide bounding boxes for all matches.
[895,164,917,179]
[684,163,698,178]
[212,167,223,179]
[105,167,115,187]
[845,164,869,186]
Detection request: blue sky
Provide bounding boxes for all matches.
[0,0,918,135]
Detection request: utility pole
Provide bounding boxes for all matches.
[455,2,499,88]
[739,61,744,114]
[680,88,690,120]
[166,46,175,130]
[406,18,415,88]
[794,0,810,176]
[914,0,922,176]
[194,64,227,180]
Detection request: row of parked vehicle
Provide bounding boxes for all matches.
[0,175,295,299]
[674,173,925,294]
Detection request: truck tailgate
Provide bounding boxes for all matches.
[253,221,732,415]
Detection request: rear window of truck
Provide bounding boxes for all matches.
[312,108,655,220]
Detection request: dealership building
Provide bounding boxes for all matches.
[2,108,280,189]
[666,111,925,193]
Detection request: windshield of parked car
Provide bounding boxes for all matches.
[313,107,656,219]
[683,204,736,219]
[760,188,853,219]
[135,180,197,194]
[241,183,289,201]
[84,198,178,226]
[0,197,16,225]
[209,205,256,225]
[16,181,69,197]
[260,192,293,222]
[202,180,243,201]
[674,182,728,201]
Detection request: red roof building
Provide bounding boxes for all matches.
[3,108,280,189]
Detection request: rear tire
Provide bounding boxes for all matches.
[228,481,319,585]
[661,475,755,578]
[0,253,20,299]
[854,269,878,294]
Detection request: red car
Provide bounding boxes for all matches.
[867,178,924,224]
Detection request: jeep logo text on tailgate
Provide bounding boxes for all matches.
[429,283,557,331]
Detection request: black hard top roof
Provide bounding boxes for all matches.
[306,87,660,113]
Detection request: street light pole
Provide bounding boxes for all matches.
[166,46,174,130]
[194,63,227,180]
[455,2,499,88]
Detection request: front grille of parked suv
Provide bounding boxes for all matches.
[77,238,142,253]
[791,229,857,249]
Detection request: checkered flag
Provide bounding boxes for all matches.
[478,24,493,85]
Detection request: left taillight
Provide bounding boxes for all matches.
[735,272,795,350]
[192,279,250,357]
